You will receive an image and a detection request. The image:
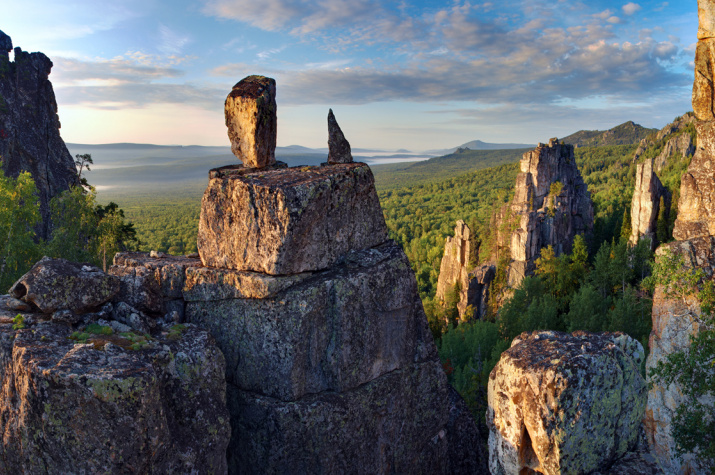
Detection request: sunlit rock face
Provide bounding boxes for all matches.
[197,163,389,274]
[645,238,715,474]
[0,30,77,238]
[327,108,353,164]
[487,330,647,475]
[629,158,670,250]
[492,138,593,288]
[224,75,277,169]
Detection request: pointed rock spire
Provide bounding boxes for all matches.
[327,109,353,164]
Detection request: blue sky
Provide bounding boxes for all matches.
[2,0,698,150]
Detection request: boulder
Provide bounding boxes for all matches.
[0,32,78,238]
[629,158,670,249]
[224,75,277,168]
[327,108,352,164]
[197,162,389,274]
[0,319,230,474]
[9,257,119,314]
[487,330,647,475]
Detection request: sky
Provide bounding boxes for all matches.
[2,0,699,151]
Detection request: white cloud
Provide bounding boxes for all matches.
[158,25,191,56]
[622,3,641,16]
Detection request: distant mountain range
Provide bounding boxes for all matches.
[560,121,657,147]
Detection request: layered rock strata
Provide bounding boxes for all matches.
[327,108,353,164]
[197,162,388,274]
[435,220,494,321]
[115,160,488,472]
[629,158,670,249]
[0,30,77,237]
[0,259,230,474]
[493,138,593,287]
[487,331,650,475]
[224,75,277,168]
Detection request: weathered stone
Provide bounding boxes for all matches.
[197,162,389,274]
[0,36,77,238]
[0,320,230,474]
[9,257,119,314]
[654,132,695,172]
[629,158,670,249]
[693,38,715,121]
[435,220,495,321]
[492,139,593,289]
[109,252,202,315]
[487,330,646,475]
[673,121,715,240]
[183,266,312,300]
[0,294,31,312]
[327,108,352,164]
[228,361,486,474]
[224,75,277,168]
[187,241,434,401]
[699,0,715,40]
[112,301,154,333]
[644,237,715,474]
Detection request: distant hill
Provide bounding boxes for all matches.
[425,140,534,156]
[561,121,657,147]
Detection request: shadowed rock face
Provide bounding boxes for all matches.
[197,163,389,274]
[0,30,77,238]
[487,331,648,475]
[224,75,277,168]
[629,158,670,250]
[327,108,352,164]
[493,138,593,288]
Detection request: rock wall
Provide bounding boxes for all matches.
[644,3,715,472]
[1,258,230,473]
[632,113,696,171]
[0,30,77,238]
[645,238,715,474]
[629,158,670,249]
[487,331,654,475]
[493,138,593,288]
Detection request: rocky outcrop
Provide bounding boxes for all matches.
[0,260,230,473]
[197,162,388,274]
[644,7,715,472]
[9,257,119,314]
[487,330,649,475]
[629,158,670,249]
[224,75,277,168]
[435,220,494,321]
[654,132,695,171]
[644,238,715,474]
[0,30,77,237]
[493,138,593,287]
[632,113,696,169]
[327,108,352,164]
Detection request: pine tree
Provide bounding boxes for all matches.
[656,195,669,245]
[620,207,632,241]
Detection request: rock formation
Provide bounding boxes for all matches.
[435,220,494,321]
[487,330,652,475]
[644,4,715,472]
[110,78,489,473]
[629,158,670,249]
[493,138,593,287]
[224,75,277,168]
[327,108,353,164]
[632,113,696,171]
[0,30,77,237]
[0,258,230,473]
[197,163,388,274]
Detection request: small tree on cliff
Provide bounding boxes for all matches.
[648,250,715,470]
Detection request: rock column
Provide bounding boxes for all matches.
[644,2,715,472]
[629,158,670,250]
